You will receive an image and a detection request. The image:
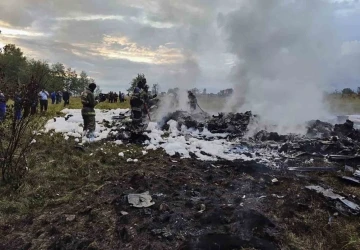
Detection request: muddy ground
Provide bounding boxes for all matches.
[1,136,360,250]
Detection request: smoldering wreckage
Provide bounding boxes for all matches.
[10,103,360,249]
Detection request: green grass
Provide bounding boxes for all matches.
[5,97,130,118]
[326,95,360,114]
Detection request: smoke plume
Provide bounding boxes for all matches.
[220,0,340,133]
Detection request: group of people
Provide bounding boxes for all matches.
[129,78,157,128]
[78,78,198,142]
[106,91,126,103]
[168,90,198,111]
[79,77,158,140]
[50,91,70,106]
[0,87,72,122]
[37,89,71,113]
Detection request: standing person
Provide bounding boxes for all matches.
[188,91,197,112]
[55,91,60,104]
[0,90,6,122]
[38,88,49,113]
[119,91,122,102]
[81,83,99,141]
[51,91,56,104]
[22,84,30,118]
[31,97,38,115]
[130,78,147,132]
[14,91,22,120]
[63,90,70,107]
[121,93,125,102]
[114,92,118,103]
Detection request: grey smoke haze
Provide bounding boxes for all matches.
[1,0,360,111]
[220,0,341,131]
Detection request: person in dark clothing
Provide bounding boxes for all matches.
[81,83,99,141]
[0,90,6,121]
[63,90,70,107]
[130,78,148,134]
[56,91,62,104]
[14,92,22,120]
[31,99,38,115]
[51,91,56,104]
[188,91,197,112]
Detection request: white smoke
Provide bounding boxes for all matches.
[220,0,340,134]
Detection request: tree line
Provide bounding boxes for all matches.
[0,44,95,97]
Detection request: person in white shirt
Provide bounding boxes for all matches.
[38,89,49,113]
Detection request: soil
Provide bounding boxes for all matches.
[1,144,360,250]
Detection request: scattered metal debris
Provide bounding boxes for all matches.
[354,170,360,178]
[329,155,360,161]
[127,191,155,208]
[306,186,360,213]
[340,176,360,185]
[288,167,338,172]
[344,165,355,173]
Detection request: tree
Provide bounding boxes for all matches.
[64,67,78,94]
[50,63,66,91]
[76,71,91,95]
[0,66,43,184]
[94,85,102,96]
[25,60,51,89]
[0,44,27,88]
[127,74,146,93]
[342,88,355,95]
[152,83,159,95]
[0,43,95,96]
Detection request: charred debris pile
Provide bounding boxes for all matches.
[160,110,254,137]
[109,109,360,160]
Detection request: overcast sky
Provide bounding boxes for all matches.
[1,0,360,93]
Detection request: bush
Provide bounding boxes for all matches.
[0,70,43,185]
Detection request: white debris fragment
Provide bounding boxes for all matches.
[44,108,129,142]
[75,138,79,142]
[128,191,155,208]
[272,178,279,183]
[127,158,134,162]
[90,153,93,156]
[42,108,277,163]
[30,139,36,144]
[134,159,139,163]
[114,140,123,145]
[119,152,124,157]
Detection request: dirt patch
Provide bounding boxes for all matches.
[1,140,360,249]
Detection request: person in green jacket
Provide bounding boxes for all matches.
[81,83,99,140]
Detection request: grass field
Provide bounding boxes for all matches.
[1,95,360,249]
[5,97,130,119]
[326,95,360,114]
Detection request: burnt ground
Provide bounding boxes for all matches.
[1,135,360,250]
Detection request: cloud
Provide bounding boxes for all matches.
[0,0,360,95]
